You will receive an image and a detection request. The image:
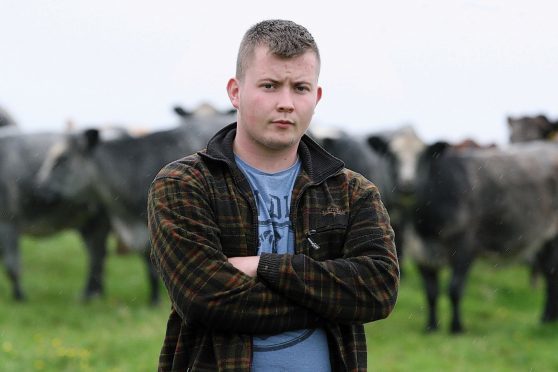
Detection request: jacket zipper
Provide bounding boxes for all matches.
[304,224,346,251]
[291,182,313,254]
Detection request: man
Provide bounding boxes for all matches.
[148,19,399,371]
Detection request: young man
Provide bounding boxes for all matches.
[148,19,399,371]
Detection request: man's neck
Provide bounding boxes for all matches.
[233,140,299,173]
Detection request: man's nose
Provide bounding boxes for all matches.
[276,88,295,112]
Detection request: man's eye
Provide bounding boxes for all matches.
[262,83,274,89]
[296,86,309,92]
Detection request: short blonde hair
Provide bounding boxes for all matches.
[236,19,321,80]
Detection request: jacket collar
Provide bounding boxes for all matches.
[201,122,344,184]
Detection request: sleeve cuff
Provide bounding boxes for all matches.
[257,253,282,288]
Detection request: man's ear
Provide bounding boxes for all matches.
[316,86,322,105]
[227,78,240,109]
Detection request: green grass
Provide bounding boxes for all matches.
[1,232,557,371]
[0,232,170,371]
[367,261,558,371]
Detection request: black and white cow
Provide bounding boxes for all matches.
[413,141,558,333]
[366,126,426,270]
[37,124,211,304]
[0,130,111,301]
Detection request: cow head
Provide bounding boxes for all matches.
[367,126,425,196]
[508,115,555,143]
[37,129,101,201]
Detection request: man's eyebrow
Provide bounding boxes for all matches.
[256,78,279,83]
[256,77,314,86]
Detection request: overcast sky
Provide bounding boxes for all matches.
[2,0,557,145]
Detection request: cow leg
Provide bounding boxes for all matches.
[417,264,440,332]
[78,213,111,300]
[0,224,25,300]
[144,245,160,306]
[538,238,558,322]
[448,250,474,334]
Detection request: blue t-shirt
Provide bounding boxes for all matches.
[235,155,331,372]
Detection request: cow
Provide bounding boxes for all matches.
[37,124,211,305]
[0,130,112,301]
[365,126,427,269]
[412,140,558,333]
[508,115,558,143]
[507,115,558,285]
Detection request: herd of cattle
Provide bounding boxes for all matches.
[1,104,558,334]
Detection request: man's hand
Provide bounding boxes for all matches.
[228,256,260,277]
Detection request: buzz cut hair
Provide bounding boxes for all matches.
[236,19,321,80]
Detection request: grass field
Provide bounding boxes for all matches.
[1,231,557,371]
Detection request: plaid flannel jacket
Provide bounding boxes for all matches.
[147,123,399,371]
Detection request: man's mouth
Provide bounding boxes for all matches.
[272,120,295,126]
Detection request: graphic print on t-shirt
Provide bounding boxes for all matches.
[254,190,292,254]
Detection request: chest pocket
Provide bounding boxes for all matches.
[305,213,349,260]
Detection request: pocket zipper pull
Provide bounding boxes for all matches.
[306,230,320,250]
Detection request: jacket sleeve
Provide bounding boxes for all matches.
[257,177,400,324]
[147,163,322,334]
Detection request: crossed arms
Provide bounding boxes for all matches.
[147,163,399,335]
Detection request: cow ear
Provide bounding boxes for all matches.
[173,106,192,118]
[83,129,100,151]
[427,141,450,159]
[367,136,389,155]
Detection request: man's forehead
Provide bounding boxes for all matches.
[252,45,319,63]
[247,46,320,77]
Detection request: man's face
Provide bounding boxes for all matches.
[227,45,322,153]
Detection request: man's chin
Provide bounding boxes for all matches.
[263,136,299,150]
